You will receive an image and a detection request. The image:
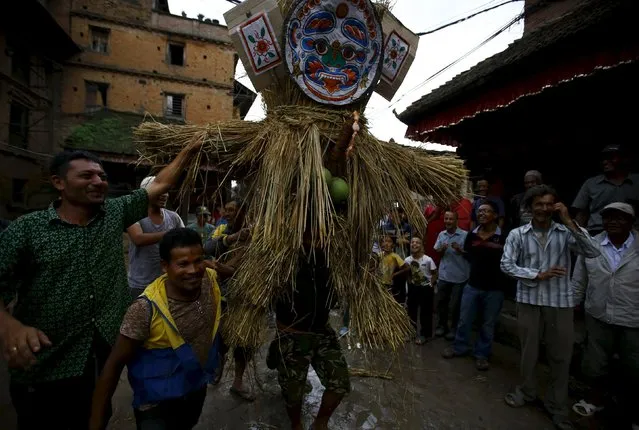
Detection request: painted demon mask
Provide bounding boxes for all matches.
[285,0,383,106]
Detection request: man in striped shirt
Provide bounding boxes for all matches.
[501,185,600,430]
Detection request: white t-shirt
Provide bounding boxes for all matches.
[404,255,437,286]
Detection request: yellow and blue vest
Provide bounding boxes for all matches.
[127,268,222,408]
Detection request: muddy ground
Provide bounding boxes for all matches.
[108,332,559,430]
[1,315,597,429]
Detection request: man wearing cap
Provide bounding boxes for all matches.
[572,202,639,429]
[572,144,639,236]
[127,176,184,299]
[188,206,215,244]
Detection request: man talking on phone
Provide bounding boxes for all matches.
[500,185,600,430]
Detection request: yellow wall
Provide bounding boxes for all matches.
[69,16,235,87]
[58,4,237,125]
[61,67,233,123]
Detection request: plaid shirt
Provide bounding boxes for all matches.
[500,221,600,308]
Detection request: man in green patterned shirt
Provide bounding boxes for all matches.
[0,142,200,429]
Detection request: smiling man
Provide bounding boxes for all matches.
[0,145,201,429]
[442,200,506,371]
[572,202,639,428]
[501,185,601,430]
[90,228,221,430]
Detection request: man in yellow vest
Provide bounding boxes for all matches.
[89,228,221,430]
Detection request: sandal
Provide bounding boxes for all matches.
[475,359,490,371]
[230,386,256,402]
[572,399,603,417]
[504,392,531,408]
[552,416,574,430]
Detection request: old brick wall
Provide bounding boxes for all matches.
[61,66,233,123]
[59,2,236,126]
[68,17,234,87]
[0,18,68,219]
[73,0,153,25]
[151,13,229,42]
[47,0,73,33]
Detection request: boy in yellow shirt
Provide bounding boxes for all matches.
[379,235,409,303]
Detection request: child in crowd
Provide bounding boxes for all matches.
[404,237,437,345]
[379,235,408,304]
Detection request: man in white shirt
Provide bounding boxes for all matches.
[433,211,469,340]
[127,176,184,299]
[501,185,600,430]
[572,202,639,429]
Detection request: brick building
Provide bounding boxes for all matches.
[0,0,80,219]
[51,0,249,195]
[52,0,237,125]
[0,0,252,218]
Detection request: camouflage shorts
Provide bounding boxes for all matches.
[273,329,351,406]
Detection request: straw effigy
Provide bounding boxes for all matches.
[134,1,467,351]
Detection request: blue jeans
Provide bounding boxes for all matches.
[453,285,504,360]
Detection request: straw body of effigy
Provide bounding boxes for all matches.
[134,2,467,351]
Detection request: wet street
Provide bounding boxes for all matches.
[0,314,563,429]
[107,327,555,429]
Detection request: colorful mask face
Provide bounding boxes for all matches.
[285,0,383,105]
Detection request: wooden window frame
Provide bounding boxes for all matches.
[85,81,109,113]
[89,25,110,54]
[164,93,185,119]
[167,42,186,67]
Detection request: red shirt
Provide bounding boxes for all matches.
[451,199,472,231]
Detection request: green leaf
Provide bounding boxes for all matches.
[248,35,256,43]
[399,47,406,52]
[392,61,397,68]
[261,27,266,37]
[267,52,275,58]
[258,57,262,66]
[391,39,397,47]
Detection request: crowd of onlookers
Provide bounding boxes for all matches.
[0,147,350,430]
[368,144,639,430]
[1,143,638,430]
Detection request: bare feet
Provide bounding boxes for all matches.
[230,381,255,402]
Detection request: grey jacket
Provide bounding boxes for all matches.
[572,231,639,328]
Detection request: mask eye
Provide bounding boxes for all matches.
[342,46,354,60]
[315,39,328,55]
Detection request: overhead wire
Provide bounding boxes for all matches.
[368,4,526,119]
[228,0,526,118]
[424,0,503,30]
[416,0,522,36]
